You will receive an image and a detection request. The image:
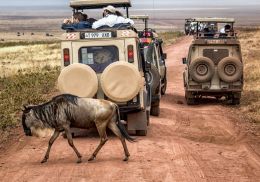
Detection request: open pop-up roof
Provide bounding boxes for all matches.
[70,0,132,9]
[193,18,235,23]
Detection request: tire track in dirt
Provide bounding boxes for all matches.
[0,36,259,182]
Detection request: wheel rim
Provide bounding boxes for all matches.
[196,64,208,76]
[224,64,236,76]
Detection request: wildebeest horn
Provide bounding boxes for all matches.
[22,104,36,111]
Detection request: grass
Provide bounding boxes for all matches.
[0,41,61,77]
[158,31,184,46]
[0,67,60,130]
[0,41,61,143]
[237,29,260,124]
[0,40,60,48]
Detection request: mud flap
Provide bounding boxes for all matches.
[127,110,148,132]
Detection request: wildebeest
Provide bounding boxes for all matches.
[22,94,134,163]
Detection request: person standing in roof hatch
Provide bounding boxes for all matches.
[92,5,134,29]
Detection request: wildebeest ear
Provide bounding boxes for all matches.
[22,104,36,111]
[21,105,27,111]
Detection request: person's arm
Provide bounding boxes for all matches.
[61,23,76,30]
[92,18,107,29]
[117,17,134,26]
[126,18,134,25]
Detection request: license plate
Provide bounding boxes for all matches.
[85,32,112,39]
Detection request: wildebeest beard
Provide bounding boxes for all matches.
[22,111,32,136]
[22,94,79,135]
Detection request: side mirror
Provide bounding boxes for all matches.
[158,39,163,44]
[182,57,187,64]
[162,53,167,60]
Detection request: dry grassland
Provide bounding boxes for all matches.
[0,41,60,77]
[238,29,260,125]
[158,31,184,46]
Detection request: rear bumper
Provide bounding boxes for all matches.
[186,89,243,92]
[119,104,142,114]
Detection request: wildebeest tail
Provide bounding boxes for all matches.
[115,104,135,142]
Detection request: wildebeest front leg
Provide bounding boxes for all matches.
[64,127,82,163]
[88,123,108,161]
[41,130,60,163]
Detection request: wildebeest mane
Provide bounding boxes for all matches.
[32,94,79,128]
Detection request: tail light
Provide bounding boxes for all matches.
[127,45,134,63]
[63,48,70,67]
[143,32,152,37]
[140,38,152,44]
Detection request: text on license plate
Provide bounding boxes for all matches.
[85,32,112,39]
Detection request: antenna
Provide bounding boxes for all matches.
[152,0,155,28]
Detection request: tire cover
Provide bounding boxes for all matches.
[58,63,98,98]
[217,57,243,83]
[100,62,142,102]
[150,65,161,94]
[189,57,215,83]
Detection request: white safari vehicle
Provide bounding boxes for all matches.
[58,0,152,136]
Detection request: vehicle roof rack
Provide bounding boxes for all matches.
[70,0,132,9]
[130,15,149,20]
[193,18,235,23]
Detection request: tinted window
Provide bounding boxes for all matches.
[79,46,119,73]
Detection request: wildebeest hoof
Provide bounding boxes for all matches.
[123,157,129,161]
[77,158,82,164]
[88,156,96,161]
[41,158,48,163]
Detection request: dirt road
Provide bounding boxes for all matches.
[0,37,259,182]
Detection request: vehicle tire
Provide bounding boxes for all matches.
[161,77,167,95]
[185,90,196,105]
[151,102,160,116]
[218,57,243,83]
[136,130,147,136]
[189,57,215,83]
[58,63,98,98]
[100,62,143,102]
[232,98,240,105]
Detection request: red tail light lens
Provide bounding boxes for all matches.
[128,45,134,63]
[63,48,70,66]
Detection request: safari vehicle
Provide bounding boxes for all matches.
[130,15,168,116]
[58,0,151,136]
[183,18,243,105]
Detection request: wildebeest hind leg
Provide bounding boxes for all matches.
[108,121,130,161]
[64,127,82,163]
[88,123,108,161]
[41,130,60,163]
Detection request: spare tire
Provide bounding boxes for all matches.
[58,63,98,98]
[189,57,215,83]
[217,57,243,83]
[100,62,143,102]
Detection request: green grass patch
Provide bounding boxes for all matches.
[0,67,60,130]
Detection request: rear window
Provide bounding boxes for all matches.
[79,46,119,73]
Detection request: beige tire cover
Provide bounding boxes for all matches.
[101,62,142,102]
[58,63,98,98]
